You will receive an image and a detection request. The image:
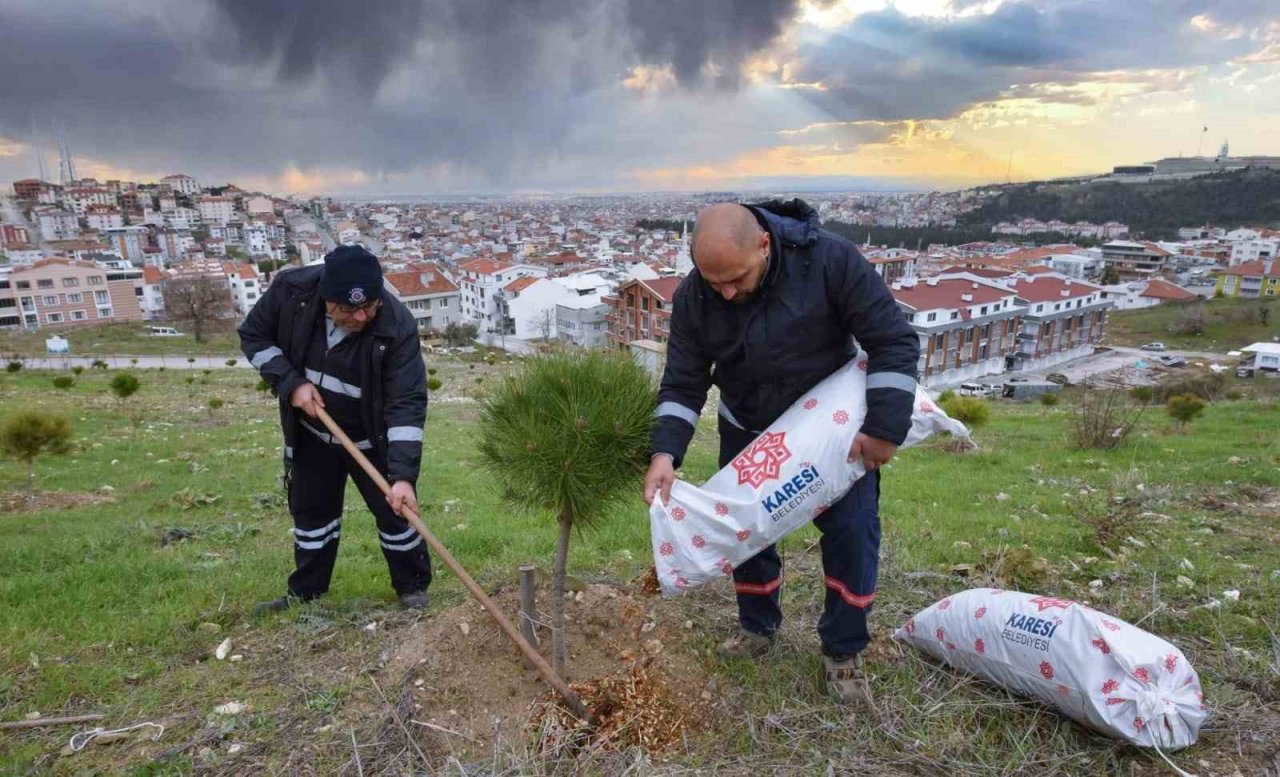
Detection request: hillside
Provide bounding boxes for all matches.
[958,168,1280,239]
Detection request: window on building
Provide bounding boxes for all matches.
[950,311,959,320]
[95,290,110,305]
[926,312,937,322]
[67,293,83,303]
[98,308,113,318]
[641,297,650,311]
[439,298,448,308]
[16,281,30,290]
[72,310,86,321]
[37,279,54,289]
[88,276,104,285]
[46,312,63,323]
[980,306,988,315]
[1036,304,1044,313]
[62,277,79,288]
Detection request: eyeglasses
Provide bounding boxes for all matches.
[331,299,382,316]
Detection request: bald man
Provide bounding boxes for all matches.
[643,199,919,705]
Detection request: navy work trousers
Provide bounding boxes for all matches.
[720,418,882,656]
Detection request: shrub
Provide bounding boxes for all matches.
[187,357,196,365]
[130,358,138,366]
[1130,385,1154,403]
[256,379,270,393]
[939,395,990,429]
[110,372,140,402]
[1225,389,1243,401]
[1155,372,1227,402]
[427,377,442,391]
[1039,392,1059,407]
[1166,393,1206,428]
[1071,386,1144,450]
[225,359,237,367]
[937,388,955,403]
[0,411,73,506]
[51,376,75,390]
[206,398,224,418]
[1170,304,1206,336]
[478,351,653,675]
[428,367,438,376]
[71,366,84,376]
[91,359,109,370]
[5,361,21,373]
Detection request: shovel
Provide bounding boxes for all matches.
[312,407,593,724]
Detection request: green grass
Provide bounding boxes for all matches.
[0,322,241,358]
[1106,297,1279,351]
[1,364,1278,773]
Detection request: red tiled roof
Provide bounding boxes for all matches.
[385,263,459,296]
[892,278,1011,311]
[504,276,540,293]
[222,261,257,279]
[937,265,1013,279]
[459,258,514,276]
[142,266,165,284]
[1023,265,1055,275]
[1220,260,1278,277]
[641,276,683,302]
[1007,275,1101,304]
[1139,279,1197,301]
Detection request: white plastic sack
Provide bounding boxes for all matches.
[893,588,1206,750]
[649,354,968,597]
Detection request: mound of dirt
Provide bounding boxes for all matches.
[380,581,711,756]
[0,490,116,514]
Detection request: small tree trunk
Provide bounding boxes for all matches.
[550,511,572,677]
[26,459,35,507]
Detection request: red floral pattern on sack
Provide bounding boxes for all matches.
[803,398,818,410]
[905,618,916,636]
[935,627,946,642]
[856,359,868,371]
[1102,678,1120,695]
[675,576,689,588]
[1091,638,1111,654]
[1057,684,1070,696]
[670,506,686,521]
[1134,668,1150,684]
[1133,717,1145,731]
[1164,654,1178,673]
[736,529,752,542]
[833,410,850,425]
[1101,619,1120,632]
[659,542,674,557]
[946,642,956,650]
[975,606,987,619]
[919,400,935,414]
[1106,697,1127,706]
[1040,661,1054,680]
[720,559,734,576]
[691,535,706,549]
[974,639,985,654]
[715,502,729,517]
[938,599,952,611]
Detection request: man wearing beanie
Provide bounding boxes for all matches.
[239,245,433,613]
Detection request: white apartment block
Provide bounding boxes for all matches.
[37,209,79,241]
[457,259,545,332]
[384,264,463,333]
[161,174,199,196]
[198,196,237,227]
[85,205,124,232]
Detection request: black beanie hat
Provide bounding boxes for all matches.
[320,245,383,305]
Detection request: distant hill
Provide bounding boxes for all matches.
[957,168,1280,239]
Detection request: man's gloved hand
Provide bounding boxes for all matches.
[387,480,419,518]
[643,453,676,506]
[290,382,325,418]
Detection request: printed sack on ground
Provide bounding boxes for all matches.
[649,353,968,597]
[894,588,1206,750]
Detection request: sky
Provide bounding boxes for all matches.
[0,0,1277,195]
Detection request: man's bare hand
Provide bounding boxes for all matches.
[290,382,325,418]
[848,432,897,471]
[387,481,419,519]
[643,454,676,506]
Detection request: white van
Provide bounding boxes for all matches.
[147,326,182,337]
[958,382,989,397]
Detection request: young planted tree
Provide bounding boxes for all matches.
[478,351,653,676]
[163,275,232,343]
[0,411,73,506]
[110,372,140,405]
[1166,393,1207,429]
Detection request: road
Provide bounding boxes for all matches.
[13,354,250,370]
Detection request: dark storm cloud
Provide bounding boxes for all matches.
[789,0,1271,124]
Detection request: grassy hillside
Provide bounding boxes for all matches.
[1105,297,1279,351]
[0,321,241,358]
[959,168,1280,239]
[1,362,1278,773]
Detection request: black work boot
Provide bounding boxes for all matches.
[398,590,430,611]
[253,594,303,617]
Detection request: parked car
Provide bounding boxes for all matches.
[1158,355,1187,368]
[146,326,183,337]
[1140,342,1166,352]
[959,382,998,398]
